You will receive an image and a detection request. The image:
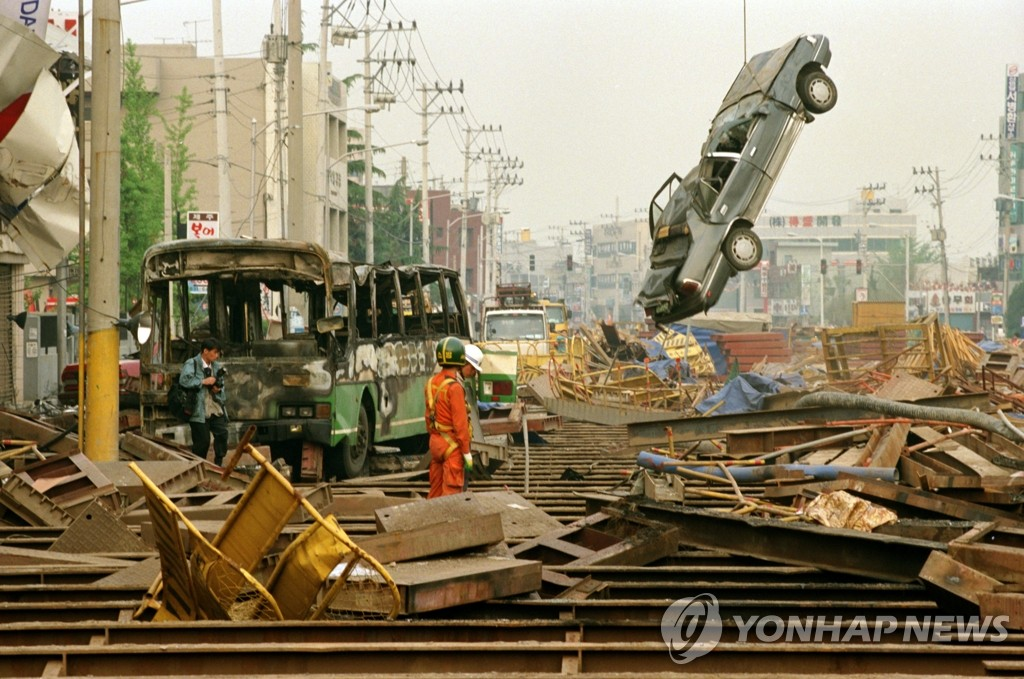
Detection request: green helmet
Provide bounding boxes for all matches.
[435,336,466,367]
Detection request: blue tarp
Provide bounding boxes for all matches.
[695,372,782,415]
[979,340,1004,353]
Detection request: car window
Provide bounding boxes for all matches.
[709,117,754,154]
[695,155,738,215]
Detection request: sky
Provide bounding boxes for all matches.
[60,0,1022,266]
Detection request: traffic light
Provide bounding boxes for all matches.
[856,259,862,275]
[529,254,535,271]
[820,258,827,275]
[566,254,573,271]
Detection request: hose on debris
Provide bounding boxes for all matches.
[793,391,1024,444]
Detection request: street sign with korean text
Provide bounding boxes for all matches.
[186,211,219,240]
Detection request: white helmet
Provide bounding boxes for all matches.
[464,344,483,372]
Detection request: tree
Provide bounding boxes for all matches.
[345,130,407,262]
[120,42,164,306]
[1007,282,1024,339]
[163,87,197,223]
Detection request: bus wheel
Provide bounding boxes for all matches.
[342,404,371,478]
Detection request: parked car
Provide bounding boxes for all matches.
[637,34,836,324]
[58,358,141,409]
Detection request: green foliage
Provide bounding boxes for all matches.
[345,130,420,263]
[163,87,197,218]
[1007,282,1024,339]
[120,42,164,305]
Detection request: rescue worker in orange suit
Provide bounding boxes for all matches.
[425,337,481,498]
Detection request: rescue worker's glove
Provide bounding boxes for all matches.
[462,453,474,472]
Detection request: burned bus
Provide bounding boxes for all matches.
[137,238,472,479]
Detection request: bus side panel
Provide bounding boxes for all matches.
[350,338,435,444]
[330,382,370,448]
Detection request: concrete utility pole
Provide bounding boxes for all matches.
[486,157,522,297]
[460,124,498,291]
[858,182,886,292]
[362,29,374,261]
[419,81,463,264]
[84,0,121,461]
[286,0,304,241]
[318,0,332,249]
[211,0,233,235]
[914,167,950,324]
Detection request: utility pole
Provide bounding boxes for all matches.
[858,182,886,293]
[460,124,498,292]
[486,157,522,297]
[84,0,121,461]
[318,0,331,249]
[914,167,950,324]
[261,2,287,238]
[352,21,415,262]
[286,0,303,241]
[211,0,232,235]
[419,81,463,264]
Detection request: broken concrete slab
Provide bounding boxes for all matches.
[375,491,563,540]
[321,492,419,518]
[358,512,504,564]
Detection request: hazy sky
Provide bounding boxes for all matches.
[64,0,1022,268]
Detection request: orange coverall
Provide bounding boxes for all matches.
[424,368,471,498]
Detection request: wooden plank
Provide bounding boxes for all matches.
[918,550,1000,605]
[375,491,562,540]
[868,422,910,468]
[825,447,869,467]
[897,455,931,489]
[873,373,944,401]
[798,447,844,466]
[978,592,1024,630]
[942,446,1011,478]
[949,523,1024,583]
[357,512,504,564]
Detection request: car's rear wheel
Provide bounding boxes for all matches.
[722,227,763,271]
[797,68,837,114]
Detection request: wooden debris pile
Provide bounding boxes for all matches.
[819,314,985,388]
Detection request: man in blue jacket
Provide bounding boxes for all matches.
[179,338,229,465]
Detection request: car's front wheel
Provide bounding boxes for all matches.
[797,68,837,114]
[722,227,763,271]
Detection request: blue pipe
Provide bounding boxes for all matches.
[636,451,898,483]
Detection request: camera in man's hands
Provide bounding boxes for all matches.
[214,367,227,390]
